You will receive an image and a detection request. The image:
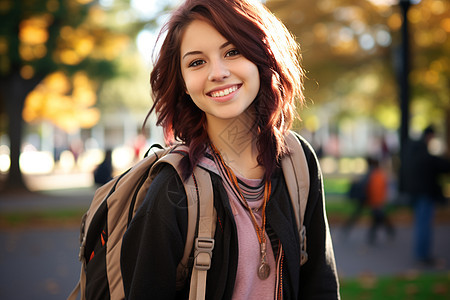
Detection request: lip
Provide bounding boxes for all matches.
[206,84,242,103]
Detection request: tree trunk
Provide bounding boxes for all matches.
[1,72,42,192]
[445,108,450,158]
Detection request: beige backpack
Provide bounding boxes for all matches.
[68,131,309,300]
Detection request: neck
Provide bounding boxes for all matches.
[206,111,264,179]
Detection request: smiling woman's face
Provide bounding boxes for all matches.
[180,19,260,125]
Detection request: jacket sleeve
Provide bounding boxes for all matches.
[298,138,340,299]
[120,165,189,300]
[432,154,450,174]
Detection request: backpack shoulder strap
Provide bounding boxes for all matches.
[150,151,216,299]
[281,131,310,265]
[188,167,215,300]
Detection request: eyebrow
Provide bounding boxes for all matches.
[182,41,232,60]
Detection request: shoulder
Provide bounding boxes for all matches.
[137,162,188,217]
[288,130,320,169]
[151,162,184,189]
[285,131,324,205]
[288,130,315,153]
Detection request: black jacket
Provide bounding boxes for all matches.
[120,138,340,299]
[403,139,450,201]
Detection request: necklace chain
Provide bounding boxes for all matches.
[210,143,272,280]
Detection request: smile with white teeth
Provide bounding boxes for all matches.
[209,85,239,98]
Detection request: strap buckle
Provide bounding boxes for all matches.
[300,225,308,266]
[78,243,85,262]
[78,213,87,262]
[194,237,215,271]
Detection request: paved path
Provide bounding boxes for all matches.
[0,227,80,300]
[0,188,95,212]
[332,224,450,278]
[0,190,449,299]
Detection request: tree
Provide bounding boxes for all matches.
[0,0,135,192]
[267,0,449,150]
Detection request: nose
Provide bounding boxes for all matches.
[207,59,230,81]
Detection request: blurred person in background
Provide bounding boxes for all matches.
[342,170,370,237]
[93,149,113,186]
[343,156,395,244]
[365,157,395,245]
[404,125,450,265]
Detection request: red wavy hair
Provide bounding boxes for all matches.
[145,0,304,180]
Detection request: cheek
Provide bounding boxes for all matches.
[248,64,260,93]
[184,79,197,97]
[182,73,201,97]
[183,77,205,109]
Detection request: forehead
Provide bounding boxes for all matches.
[180,19,228,55]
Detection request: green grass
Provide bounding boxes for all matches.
[0,208,85,227]
[325,197,360,214]
[340,272,450,300]
[323,176,352,195]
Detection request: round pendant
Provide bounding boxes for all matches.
[258,262,270,280]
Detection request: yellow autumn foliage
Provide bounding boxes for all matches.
[23,71,100,133]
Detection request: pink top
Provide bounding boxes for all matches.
[198,154,276,299]
[228,175,276,300]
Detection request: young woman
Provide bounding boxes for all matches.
[120,0,340,299]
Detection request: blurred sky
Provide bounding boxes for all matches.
[130,0,180,64]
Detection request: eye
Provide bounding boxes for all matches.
[225,49,240,57]
[188,59,205,67]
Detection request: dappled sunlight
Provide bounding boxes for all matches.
[56,27,94,65]
[0,145,10,173]
[58,150,76,172]
[19,150,54,174]
[0,142,137,190]
[320,156,368,175]
[111,146,135,172]
[373,104,400,130]
[19,14,51,48]
[74,149,104,173]
[22,71,100,133]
